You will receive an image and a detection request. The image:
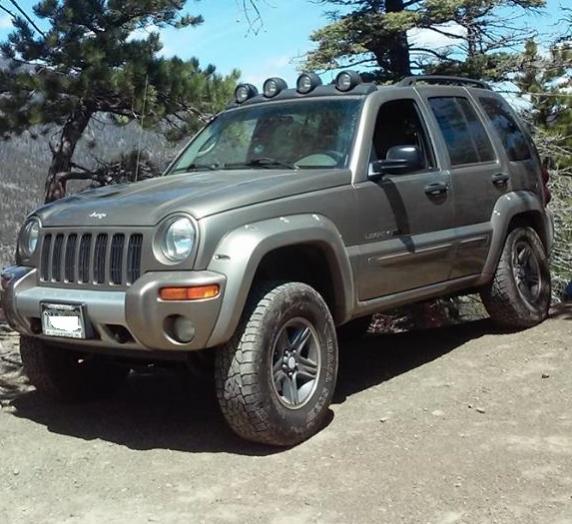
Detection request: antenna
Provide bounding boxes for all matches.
[134,75,149,183]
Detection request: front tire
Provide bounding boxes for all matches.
[481,226,551,329]
[20,336,129,401]
[215,282,338,446]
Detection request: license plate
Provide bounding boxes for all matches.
[41,303,86,339]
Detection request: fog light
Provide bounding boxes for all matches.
[263,77,288,98]
[173,316,196,344]
[335,70,361,92]
[235,83,258,104]
[297,72,322,94]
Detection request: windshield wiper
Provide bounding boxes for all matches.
[170,163,220,174]
[226,158,298,170]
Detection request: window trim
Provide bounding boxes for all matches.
[427,95,497,168]
[367,97,439,176]
[477,94,533,163]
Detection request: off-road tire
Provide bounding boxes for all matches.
[215,282,338,446]
[481,226,551,329]
[337,315,372,342]
[20,335,129,401]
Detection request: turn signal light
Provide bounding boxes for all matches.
[159,285,220,301]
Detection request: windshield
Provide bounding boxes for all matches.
[168,98,362,174]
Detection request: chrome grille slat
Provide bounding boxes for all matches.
[41,235,52,282]
[52,234,64,282]
[110,234,125,285]
[78,234,92,284]
[39,230,143,288]
[93,234,108,285]
[64,234,77,283]
[127,234,143,284]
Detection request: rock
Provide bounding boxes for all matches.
[476,407,486,414]
[379,417,389,423]
[542,373,550,379]
[432,410,445,417]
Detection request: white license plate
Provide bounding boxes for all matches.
[41,303,86,339]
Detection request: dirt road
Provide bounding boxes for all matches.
[1,309,571,524]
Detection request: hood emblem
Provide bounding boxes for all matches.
[89,212,107,220]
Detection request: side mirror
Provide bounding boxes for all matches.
[370,145,424,178]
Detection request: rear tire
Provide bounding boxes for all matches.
[215,282,338,446]
[20,335,129,401]
[481,226,551,329]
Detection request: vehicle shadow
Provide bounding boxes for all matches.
[7,319,494,455]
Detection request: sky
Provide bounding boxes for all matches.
[0,0,567,88]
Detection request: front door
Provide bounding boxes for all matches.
[354,94,456,301]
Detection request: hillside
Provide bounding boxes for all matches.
[0,121,179,269]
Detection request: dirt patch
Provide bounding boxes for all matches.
[0,309,571,523]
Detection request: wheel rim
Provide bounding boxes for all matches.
[270,317,321,410]
[512,239,542,305]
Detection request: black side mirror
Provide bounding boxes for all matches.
[370,145,424,178]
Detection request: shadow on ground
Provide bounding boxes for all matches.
[5,319,494,455]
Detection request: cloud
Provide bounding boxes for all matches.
[240,54,293,85]
[0,15,13,29]
[408,22,466,50]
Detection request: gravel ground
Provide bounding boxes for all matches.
[1,308,571,524]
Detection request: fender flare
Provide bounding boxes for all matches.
[478,190,552,284]
[206,214,355,347]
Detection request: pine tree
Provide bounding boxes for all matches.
[0,1,239,202]
[304,0,545,82]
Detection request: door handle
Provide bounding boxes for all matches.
[424,182,448,196]
[492,173,510,186]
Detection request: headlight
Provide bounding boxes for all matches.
[19,218,41,258]
[160,216,196,263]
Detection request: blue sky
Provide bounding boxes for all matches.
[0,0,567,87]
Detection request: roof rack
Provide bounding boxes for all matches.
[398,75,492,91]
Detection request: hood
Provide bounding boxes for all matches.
[34,169,351,228]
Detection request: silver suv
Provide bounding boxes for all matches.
[1,73,554,446]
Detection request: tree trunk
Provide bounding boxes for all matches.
[44,107,92,204]
[385,0,411,78]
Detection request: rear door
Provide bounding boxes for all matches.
[354,91,455,300]
[420,87,507,279]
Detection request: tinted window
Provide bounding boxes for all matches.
[429,97,495,166]
[479,97,532,161]
[371,99,434,169]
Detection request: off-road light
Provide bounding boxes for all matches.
[335,70,361,92]
[296,73,322,94]
[263,77,288,98]
[19,217,41,258]
[158,216,196,263]
[234,83,258,104]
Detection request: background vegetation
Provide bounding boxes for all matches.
[0,0,570,300]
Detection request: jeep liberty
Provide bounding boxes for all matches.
[1,73,554,446]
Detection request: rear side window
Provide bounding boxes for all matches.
[479,97,532,162]
[429,97,495,166]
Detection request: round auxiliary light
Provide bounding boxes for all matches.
[263,77,288,98]
[297,72,322,94]
[335,70,362,92]
[19,217,41,258]
[234,83,258,104]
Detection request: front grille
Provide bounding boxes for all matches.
[40,231,144,287]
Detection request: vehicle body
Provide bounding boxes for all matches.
[1,73,554,445]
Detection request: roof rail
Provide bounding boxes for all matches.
[398,75,492,90]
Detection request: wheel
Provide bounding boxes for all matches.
[337,315,372,341]
[481,226,551,329]
[215,282,338,446]
[20,335,129,401]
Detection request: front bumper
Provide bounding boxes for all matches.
[1,267,226,352]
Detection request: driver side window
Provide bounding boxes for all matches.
[371,99,434,170]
